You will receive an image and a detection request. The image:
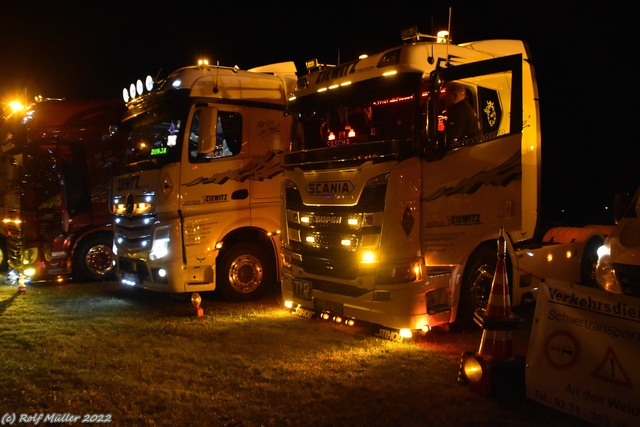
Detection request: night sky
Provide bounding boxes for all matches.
[1,2,634,225]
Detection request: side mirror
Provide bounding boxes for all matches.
[612,192,631,224]
[198,107,218,155]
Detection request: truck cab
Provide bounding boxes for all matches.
[1,98,125,283]
[596,186,640,297]
[111,61,297,300]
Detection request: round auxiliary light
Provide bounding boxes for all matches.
[129,83,136,100]
[145,75,154,92]
[122,88,129,103]
[136,79,143,96]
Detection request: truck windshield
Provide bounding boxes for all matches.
[289,74,422,153]
[121,99,188,171]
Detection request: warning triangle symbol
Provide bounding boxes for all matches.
[592,346,632,388]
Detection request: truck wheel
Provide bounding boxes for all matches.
[579,236,604,288]
[73,234,116,282]
[216,243,275,302]
[457,245,498,328]
[0,238,7,273]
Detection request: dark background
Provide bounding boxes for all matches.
[0,2,634,225]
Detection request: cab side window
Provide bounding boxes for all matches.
[189,111,243,162]
[217,112,242,157]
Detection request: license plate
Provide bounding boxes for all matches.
[314,298,344,315]
[293,279,313,301]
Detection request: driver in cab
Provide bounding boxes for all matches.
[440,81,481,148]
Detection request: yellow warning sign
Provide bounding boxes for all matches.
[526,281,640,425]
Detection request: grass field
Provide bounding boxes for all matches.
[0,278,591,426]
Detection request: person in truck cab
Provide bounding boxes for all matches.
[440,81,481,148]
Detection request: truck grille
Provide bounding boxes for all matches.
[5,222,23,270]
[286,183,386,280]
[113,214,154,252]
[614,263,640,298]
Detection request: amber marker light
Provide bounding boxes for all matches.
[191,293,203,317]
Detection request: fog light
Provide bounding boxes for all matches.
[399,329,412,339]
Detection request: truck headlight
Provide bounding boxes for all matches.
[149,225,171,261]
[23,247,38,264]
[595,244,622,294]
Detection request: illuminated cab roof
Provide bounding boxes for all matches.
[293,40,528,99]
[123,62,297,107]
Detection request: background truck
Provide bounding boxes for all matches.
[595,185,640,298]
[110,61,297,301]
[0,98,125,283]
[0,153,7,273]
[279,27,613,338]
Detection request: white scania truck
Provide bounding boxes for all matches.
[110,61,296,300]
[279,27,613,339]
[596,185,640,298]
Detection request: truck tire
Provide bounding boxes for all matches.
[456,245,500,328]
[73,234,116,282]
[0,237,7,274]
[216,243,275,302]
